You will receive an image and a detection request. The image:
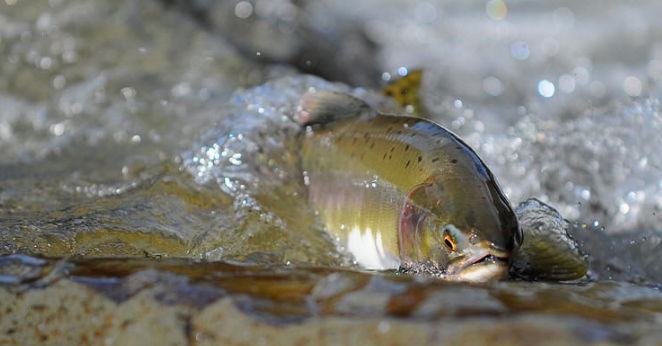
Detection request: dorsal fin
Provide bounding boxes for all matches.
[299,90,373,126]
[381,70,423,117]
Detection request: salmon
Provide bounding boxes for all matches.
[298,90,522,282]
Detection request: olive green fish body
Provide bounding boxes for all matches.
[299,91,521,280]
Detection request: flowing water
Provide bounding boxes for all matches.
[1,0,662,342]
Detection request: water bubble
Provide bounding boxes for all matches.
[381,72,392,81]
[255,0,273,18]
[483,76,504,96]
[397,67,408,76]
[538,80,555,98]
[413,2,437,24]
[63,50,78,64]
[50,123,65,136]
[120,87,136,99]
[229,153,243,166]
[580,189,591,200]
[624,76,642,97]
[172,82,192,97]
[553,7,575,31]
[453,99,463,108]
[39,57,53,70]
[235,1,254,19]
[277,3,298,22]
[648,59,662,80]
[590,81,606,98]
[510,41,530,60]
[558,75,576,93]
[53,75,66,89]
[619,203,630,214]
[593,220,600,227]
[486,0,507,20]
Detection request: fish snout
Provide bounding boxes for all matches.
[446,248,510,282]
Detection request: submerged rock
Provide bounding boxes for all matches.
[1,256,662,345]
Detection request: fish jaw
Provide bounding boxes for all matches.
[445,247,511,283]
[451,261,509,283]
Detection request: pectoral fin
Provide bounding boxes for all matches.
[299,91,374,126]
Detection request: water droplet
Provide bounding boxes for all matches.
[510,41,530,60]
[619,203,630,214]
[486,0,507,20]
[50,123,65,136]
[590,81,606,98]
[553,7,575,30]
[624,76,642,97]
[229,153,243,166]
[483,76,504,96]
[413,2,437,24]
[39,56,53,70]
[235,1,253,19]
[558,75,576,93]
[571,67,589,86]
[53,75,66,89]
[538,80,555,98]
[121,87,136,99]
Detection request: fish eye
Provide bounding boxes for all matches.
[442,227,457,252]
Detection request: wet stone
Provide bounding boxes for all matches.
[0,255,49,284]
[0,256,661,345]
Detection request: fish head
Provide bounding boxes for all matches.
[398,175,522,282]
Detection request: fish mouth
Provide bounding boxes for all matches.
[471,254,509,266]
[447,252,510,283]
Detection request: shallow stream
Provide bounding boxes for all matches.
[1,0,662,342]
